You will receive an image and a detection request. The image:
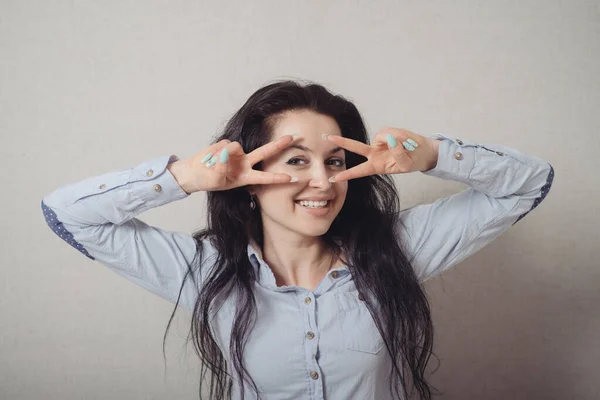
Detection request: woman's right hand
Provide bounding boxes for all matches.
[170,135,297,194]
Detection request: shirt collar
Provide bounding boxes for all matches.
[247,240,279,287]
[246,239,351,292]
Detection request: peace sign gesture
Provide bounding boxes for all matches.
[325,128,440,182]
[171,135,298,194]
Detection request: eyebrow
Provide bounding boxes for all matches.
[286,144,344,155]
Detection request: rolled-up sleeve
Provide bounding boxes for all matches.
[41,155,208,311]
[398,134,555,282]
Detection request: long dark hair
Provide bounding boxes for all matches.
[163,80,440,399]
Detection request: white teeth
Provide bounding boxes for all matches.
[298,200,329,208]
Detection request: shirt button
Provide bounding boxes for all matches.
[154,184,162,192]
[99,184,106,190]
[331,271,339,279]
[304,297,312,305]
[496,151,504,156]
[310,371,319,380]
[306,331,315,340]
[456,139,463,145]
[146,169,154,177]
[454,152,463,160]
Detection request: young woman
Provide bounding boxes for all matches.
[42,80,554,400]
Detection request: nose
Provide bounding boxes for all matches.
[308,165,333,190]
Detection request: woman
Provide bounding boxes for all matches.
[41,80,554,400]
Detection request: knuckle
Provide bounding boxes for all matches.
[231,142,243,152]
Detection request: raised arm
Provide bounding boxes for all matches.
[42,136,298,311]
[41,155,208,311]
[397,133,555,282]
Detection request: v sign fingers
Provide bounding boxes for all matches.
[210,138,297,190]
[180,136,297,193]
[325,128,439,182]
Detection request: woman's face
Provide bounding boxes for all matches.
[252,110,349,238]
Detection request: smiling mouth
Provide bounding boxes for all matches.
[295,200,330,208]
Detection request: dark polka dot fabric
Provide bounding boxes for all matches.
[41,200,95,260]
[513,164,555,225]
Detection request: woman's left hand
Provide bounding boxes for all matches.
[325,127,440,182]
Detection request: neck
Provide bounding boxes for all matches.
[258,227,335,290]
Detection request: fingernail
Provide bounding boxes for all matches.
[206,156,217,168]
[407,138,419,147]
[322,133,330,140]
[201,152,212,163]
[386,133,397,148]
[328,176,336,183]
[219,148,229,163]
[402,141,416,152]
[290,176,299,183]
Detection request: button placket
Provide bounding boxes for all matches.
[300,292,324,398]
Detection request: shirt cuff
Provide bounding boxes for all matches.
[130,154,190,207]
[422,133,476,181]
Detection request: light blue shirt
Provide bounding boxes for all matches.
[41,133,554,399]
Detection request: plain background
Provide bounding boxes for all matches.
[1,0,598,399]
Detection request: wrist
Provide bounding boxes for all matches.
[167,159,195,194]
[419,138,440,172]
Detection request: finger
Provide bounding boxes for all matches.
[325,135,371,157]
[207,141,241,172]
[199,139,231,164]
[246,135,294,166]
[244,170,297,185]
[208,139,232,154]
[375,131,419,154]
[222,141,245,156]
[331,162,377,182]
[379,133,411,160]
[211,140,244,172]
[213,147,230,177]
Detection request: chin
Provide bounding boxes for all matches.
[301,228,330,237]
[294,221,334,237]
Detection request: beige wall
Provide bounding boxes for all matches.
[2,0,597,399]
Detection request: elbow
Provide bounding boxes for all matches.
[512,163,554,225]
[41,199,96,260]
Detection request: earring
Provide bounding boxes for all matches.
[250,195,256,210]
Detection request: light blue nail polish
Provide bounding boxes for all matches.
[219,148,229,163]
[386,133,397,148]
[206,156,217,168]
[201,152,212,163]
[407,138,419,148]
[402,142,416,151]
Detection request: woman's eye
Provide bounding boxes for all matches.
[286,157,307,165]
[328,158,346,167]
